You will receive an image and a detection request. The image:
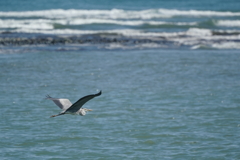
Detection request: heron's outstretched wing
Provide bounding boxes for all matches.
[65,91,102,113]
[45,95,72,110]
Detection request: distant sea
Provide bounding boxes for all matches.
[0,0,240,160]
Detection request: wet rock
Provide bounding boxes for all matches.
[0,34,160,46]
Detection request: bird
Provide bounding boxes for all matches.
[45,91,102,118]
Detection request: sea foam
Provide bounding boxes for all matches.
[0,9,240,19]
[217,20,240,27]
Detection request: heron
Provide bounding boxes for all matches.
[45,91,102,118]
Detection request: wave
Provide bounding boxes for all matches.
[2,27,239,38]
[216,20,240,27]
[0,19,53,30]
[0,8,239,50]
[1,28,239,50]
[5,17,240,31]
[0,9,240,19]
[0,18,197,31]
[192,42,240,49]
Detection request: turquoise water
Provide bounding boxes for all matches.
[1,49,240,159]
[0,0,240,159]
[1,0,240,11]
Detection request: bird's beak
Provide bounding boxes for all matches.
[86,109,93,111]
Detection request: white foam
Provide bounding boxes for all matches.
[0,9,169,19]
[13,28,97,35]
[0,18,197,32]
[65,18,197,26]
[192,41,240,49]
[211,42,240,49]
[12,28,154,37]
[0,9,240,19]
[186,28,212,36]
[5,27,179,38]
[9,27,239,41]
[105,42,165,50]
[217,20,240,27]
[0,19,53,29]
[157,9,240,17]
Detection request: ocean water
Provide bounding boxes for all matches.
[1,0,240,50]
[1,49,240,159]
[0,1,240,160]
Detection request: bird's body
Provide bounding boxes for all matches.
[46,91,101,117]
[63,108,92,116]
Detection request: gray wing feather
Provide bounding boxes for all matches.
[65,91,102,113]
[45,95,72,110]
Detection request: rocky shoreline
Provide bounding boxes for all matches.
[0,34,162,46]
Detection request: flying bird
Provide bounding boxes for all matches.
[45,91,102,118]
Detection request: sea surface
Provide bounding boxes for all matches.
[1,0,240,50]
[0,0,240,160]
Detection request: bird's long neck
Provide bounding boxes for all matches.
[50,112,65,118]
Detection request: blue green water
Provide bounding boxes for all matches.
[1,0,240,11]
[0,0,240,159]
[1,50,240,159]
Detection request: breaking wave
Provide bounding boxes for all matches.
[0,9,240,19]
[0,8,240,50]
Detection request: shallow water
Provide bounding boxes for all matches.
[0,49,239,159]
